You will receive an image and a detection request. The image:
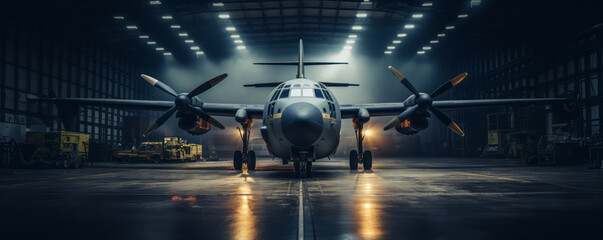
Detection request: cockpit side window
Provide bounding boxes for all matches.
[293,84,301,88]
[314,89,324,98]
[280,89,290,98]
[284,84,291,88]
[271,89,281,101]
[324,90,333,101]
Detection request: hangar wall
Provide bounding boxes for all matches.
[0,5,151,144]
[443,25,603,156]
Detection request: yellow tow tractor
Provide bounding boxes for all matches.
[27,131,90,168]
[183,143,202,161]
[163,136,188,162]
[113,142,163,163]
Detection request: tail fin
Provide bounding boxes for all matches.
[253,39,347,79]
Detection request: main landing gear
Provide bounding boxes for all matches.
[233,120,256,171]
[349,123,372,170]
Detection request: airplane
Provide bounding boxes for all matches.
[30,39,571,178]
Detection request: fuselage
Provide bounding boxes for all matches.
[261,78,341,161]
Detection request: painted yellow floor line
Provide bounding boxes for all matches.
[461,172,532,183]
[315,178,324,195]
[287,179,292,194]
[0,169,144,188]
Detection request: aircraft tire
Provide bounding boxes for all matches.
[293,161,301,177]
[247,150,256,170]
[363,151,372,170]
[233,151,243,170]
[349,150,358,170]
[305,161,312,177]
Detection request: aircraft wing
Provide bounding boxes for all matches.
[340,97,567,118]
[28,96,265,118]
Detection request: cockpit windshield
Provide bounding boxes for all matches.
[277,83,324,99]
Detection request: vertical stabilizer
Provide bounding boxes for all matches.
[297,39,304,78]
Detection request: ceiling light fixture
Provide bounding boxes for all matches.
[417,51,426,54]
[170,25,181,29]
[234,39,243,43]
[344,45,353,50]
[219,14,230,19]
[191,46,200,50]
[113,16,125,20]
[423,46,432,50]
[437,33,445,37]
[422,2,433,7]
[346,40,355,44]
[352,26,362,30]
[458,14,468,18]
[155,47,164,51]
[384,51,392,54]
[430,40,439,43]
[163,52,172,56]
[397,33,407,37]
[356,13,368,18]
[147,41,157,45]
[387,46,395,50]
[150,1,162,5]
[178,33,188,37]
[139,35,149,39]
[185,40,194,43]
[393,40,401,44]
[162,16,173,19]
[445,25,455,30]
[196,51,205,55]
[236,46,246,50]
[412,14,423,18]
[349,34,357,38]
[404,24,415,29]
[230,34,240,38]
[126,25,137,29]
[212,2,224,7]
[226,27,236,31]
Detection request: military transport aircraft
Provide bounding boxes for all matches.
[31,40,570,177]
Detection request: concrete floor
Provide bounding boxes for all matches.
[1,157,602,240]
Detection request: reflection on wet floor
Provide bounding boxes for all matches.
[355,177,383,240]
[230,175,257,240]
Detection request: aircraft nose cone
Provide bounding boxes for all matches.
[281,102,323,146]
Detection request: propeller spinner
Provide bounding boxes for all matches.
[142,73,228,137]
[383,66,467,137]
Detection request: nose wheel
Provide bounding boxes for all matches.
[349,124,372,170]
[233,120,256,170]
[293,161,312,178]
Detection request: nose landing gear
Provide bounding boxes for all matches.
[349,123,372,170]
[233,120,256,171]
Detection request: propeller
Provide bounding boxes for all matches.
[142,73,228,137]
[383,66,467,137]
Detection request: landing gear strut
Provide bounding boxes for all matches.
[293,160,312,178]
[349,123,372,170]
[233,120,256,170]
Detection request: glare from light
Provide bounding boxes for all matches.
[458,14,468,18]
[191,46,200,50]
[437,33,445,37]
[113,16,125,20]
[356,13,368,18]
[430,40,439,43]
[195,51,205,55]
[170,25,181,29]
[149,0,162,5]
[346,40,355,44]
[185,39,194,43]
[212,2,224,7]
[139,35,149,39]
[445,25,455,30]
[147,41,157,45]
[412,14,423,18]
[387,46,395,50]
[163,52,172,56]
[360,1,372,5]
[219,14,230,19]
[397,33,407,37]
[384,51,392,54]
[348,34,357,38]
[226,27,236,31]
[423,46,432,50]
[344,45,353,50]
[417,51,426,54]
[162,16,173,20]
[422,2,433,7]
[236,46,246,50]
[234,39,243,43]
[352,25,362,30]
[178,33,188,37]
[393,40,401,44]
[155,47,164,51]
[126,25,137,29]
[231,34,240,38]
[404,24,415,29]
[365,130,371,136]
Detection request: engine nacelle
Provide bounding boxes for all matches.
[178,114,211,135]
[395,116,429,135]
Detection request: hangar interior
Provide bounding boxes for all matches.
[1,0,602,239]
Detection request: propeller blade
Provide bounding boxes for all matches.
[143,106,177,137]
[187,106,225,129]
[388,66,420,97]
[141,74,178,97]
[383,105,418,130]
[429,106,465,136]
[430,72,468,98]
[188,73,228,97]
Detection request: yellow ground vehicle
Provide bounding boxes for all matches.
[163,136,187,162]
[27,131,90,168]
[183,143,202,161]
[113,142,163,163]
